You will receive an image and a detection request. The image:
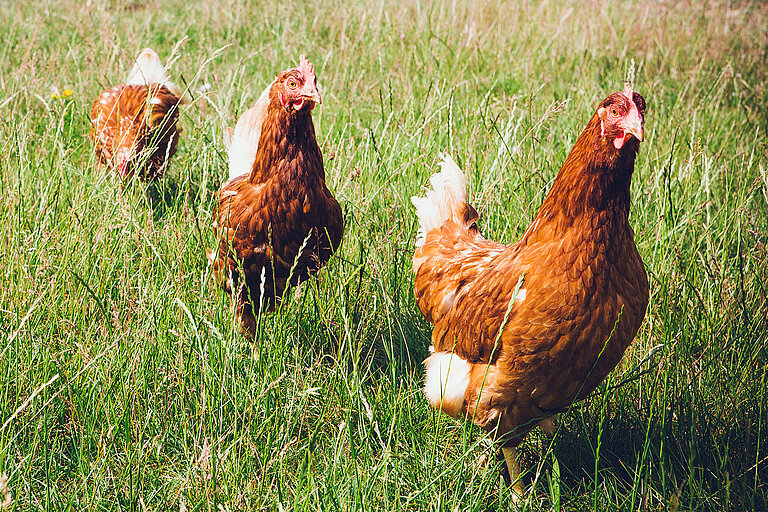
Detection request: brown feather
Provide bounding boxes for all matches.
[213,64,343,335]
[414,90,649,449]
[90,84,181,180]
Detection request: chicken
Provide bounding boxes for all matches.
[90,48,184,180]
[211,55,343,335]
[411,84,648,497]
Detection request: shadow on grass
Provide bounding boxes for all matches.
[144,175,182,221]
[515,401,768,511]
[144,166,222,222]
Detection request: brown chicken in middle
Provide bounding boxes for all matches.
[211,55,343,335]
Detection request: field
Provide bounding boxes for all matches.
[1,0,767,510]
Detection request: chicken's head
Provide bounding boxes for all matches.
[116,145,136,178]
[276,54,322,113]
[115,129,148,179]
[597,83,645,150]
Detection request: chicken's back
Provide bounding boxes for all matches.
[226,83,272,182]
[90,84,181,179]
[412,155,508,326]
[414,222,508,327]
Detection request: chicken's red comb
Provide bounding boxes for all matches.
[299,54,315,80]
[623,82,633,101]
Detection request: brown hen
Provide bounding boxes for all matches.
[412,84,649,497]
[212,55,343,335]
[90,48,183,180]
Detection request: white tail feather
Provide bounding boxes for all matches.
[423,350,471,417]
[125,48,182,97]
[226,82,273,181]
[411,153,468,247]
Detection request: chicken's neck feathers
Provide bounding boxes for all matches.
[524,113,639,242]
[249,102,323,186]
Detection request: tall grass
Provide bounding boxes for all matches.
[0,0,766,510]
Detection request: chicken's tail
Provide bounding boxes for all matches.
[411,154,477,248]
[227,82,272,181]
[125,48,184,99]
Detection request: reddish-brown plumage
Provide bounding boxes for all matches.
[212,57,343,335]
[90,49,183,180]
[413,86,648,491]
[90,84,181,180]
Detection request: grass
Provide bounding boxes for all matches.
[1,0,767,509]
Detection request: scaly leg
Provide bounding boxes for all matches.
[501,446,523,502]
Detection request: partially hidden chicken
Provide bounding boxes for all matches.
[90,48,184,180]
[211,55,343,335]
[411,84,649,497]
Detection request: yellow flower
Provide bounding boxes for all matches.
[50,93,60,99]
[63,89,73,97]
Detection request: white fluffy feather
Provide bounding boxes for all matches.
[423,350,471,417]
[125,48,181,97]
[226,82,273,181]
[411,153,468,247]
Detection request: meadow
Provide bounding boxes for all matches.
[1,0,767,509]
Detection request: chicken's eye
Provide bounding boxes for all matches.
[610,107,619,117]
[287,79,298,89]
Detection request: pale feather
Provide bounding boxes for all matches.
[411,153,468,248]
[125,48,182,98]
[227,82,273,181]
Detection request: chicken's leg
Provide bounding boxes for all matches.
[501,446,523,502]
[235,295,257,338]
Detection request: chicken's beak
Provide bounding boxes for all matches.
[306,89,322,106]
[626,123,644,143]
[302,84,322,106]
[623,108,644,142]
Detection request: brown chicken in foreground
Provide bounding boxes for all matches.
[412,84,649,498]
[211,55,343,335]
[90,48,183,180]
